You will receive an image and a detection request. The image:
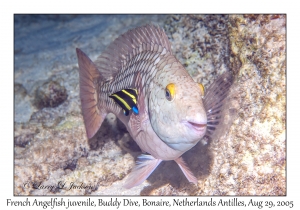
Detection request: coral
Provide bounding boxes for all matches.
[222,14,286,195]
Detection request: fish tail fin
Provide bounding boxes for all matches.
[76,48,106,139]
[124,155,162,189]
[175,157,198,184]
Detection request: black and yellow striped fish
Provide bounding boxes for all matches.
[109,89,139,116]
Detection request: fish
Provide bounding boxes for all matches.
[76,24,233,188]
[108,88,139,116]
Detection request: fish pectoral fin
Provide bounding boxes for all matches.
[175,157,197,184]
[124,154,162,189]
[203,71,234,140]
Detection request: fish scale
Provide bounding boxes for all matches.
[76,24,233,188]
[97,51,163,118]
[109,52,161,93]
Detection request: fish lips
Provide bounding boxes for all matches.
[181,120,207,135]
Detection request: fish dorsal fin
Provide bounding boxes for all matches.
[94,24,172,80]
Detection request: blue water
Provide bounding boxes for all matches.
[14,15,165,93]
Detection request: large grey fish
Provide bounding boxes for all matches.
[76,24,233,188]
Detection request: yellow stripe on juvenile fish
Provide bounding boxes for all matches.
[109,88,138,115]
[122,89,137,103]
[110,94,131,110]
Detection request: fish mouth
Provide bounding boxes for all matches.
[182,120,207,133]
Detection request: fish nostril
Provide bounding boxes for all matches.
[188,106,192,109]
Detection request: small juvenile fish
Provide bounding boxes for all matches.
[76,24,233,188]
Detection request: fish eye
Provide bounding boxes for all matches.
[198,83,205,96]
[165,83,175,101]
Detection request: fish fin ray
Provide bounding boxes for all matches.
[124,155,162,189]
[94,24,172,80]
[175,157,197,184]
[76,48,106,139]
[203,72,237,141]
